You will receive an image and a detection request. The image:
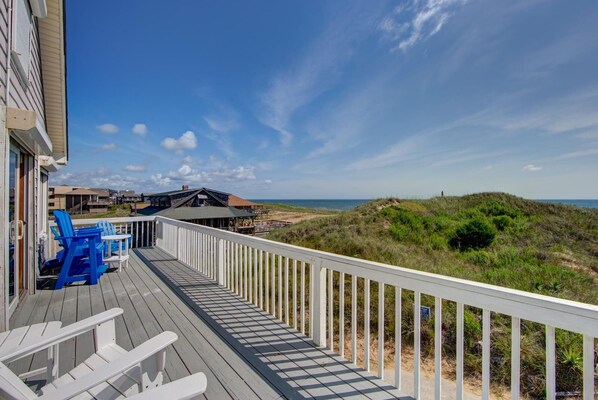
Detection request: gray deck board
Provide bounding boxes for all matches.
[8,247,411,399]
[136,247,410,400]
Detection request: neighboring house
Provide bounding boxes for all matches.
[114,190,141,204]
[88,188,110,213]
[1,0,67,329]
[49,185,110,214]
[140,186,255,232]
[64,188,104,214]
[48,184,73,212]
[228,194,265,214]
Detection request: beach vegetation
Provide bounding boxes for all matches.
[267,192,598,397]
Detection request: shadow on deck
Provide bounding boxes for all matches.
[10,247,410,399]
[136,248,410,400]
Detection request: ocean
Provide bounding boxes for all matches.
[537,199,598,209]
[253,199,598,211]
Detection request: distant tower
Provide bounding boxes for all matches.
[441,191,444,197]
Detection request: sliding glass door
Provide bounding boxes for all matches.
[7,145,27,315]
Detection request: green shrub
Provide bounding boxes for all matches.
[477,200,523,218]
[449,219,496,250]
[492,215,512,231]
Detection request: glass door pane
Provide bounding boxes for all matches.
[8,149,19,306]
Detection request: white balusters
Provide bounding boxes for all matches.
[293,259,297,330]
[395,287,402,390]
[339,272,345,358]
[456,303,464,400]
[301,261,306,335]
[511,316,520,400]
[329,269,334,351]
[285,257,289,325]
[583,335,595,400]
[546,325,556,400]
[482,309,491,399]
[378,282,384,379]
[414,291,421,399]
[434,297,442,400]
[352,275,357,365]
[364,278,370,372]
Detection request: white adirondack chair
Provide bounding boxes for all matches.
[0,321,62,383]
[0,308,207,399]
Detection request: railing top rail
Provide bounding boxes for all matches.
[156,216,598,337]
[49,216,157,226]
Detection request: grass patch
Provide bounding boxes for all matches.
[267,192,598,396]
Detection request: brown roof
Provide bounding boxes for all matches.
[228,194,258,207]
[66,188,100,196]
[51,185,76,195]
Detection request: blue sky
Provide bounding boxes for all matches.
[53,0,598,199]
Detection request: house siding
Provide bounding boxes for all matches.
[7,11,45,121]
[0,0,8,105]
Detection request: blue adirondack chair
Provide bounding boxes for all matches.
[96,220,134,254]
[95,220,120,255]
[49,210,108,289]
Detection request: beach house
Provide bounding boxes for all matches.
[140,186,255,231]
[1,0,67,328]
[0,1,596,398]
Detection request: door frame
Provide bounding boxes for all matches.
[7,144,22,316]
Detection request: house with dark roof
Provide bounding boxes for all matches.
[140,186,256,232]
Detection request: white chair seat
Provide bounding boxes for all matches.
[40,344,140,399]
[0,322,62,382]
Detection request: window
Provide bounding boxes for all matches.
[11,0,32,80]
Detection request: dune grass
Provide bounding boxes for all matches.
[267,193,598,397]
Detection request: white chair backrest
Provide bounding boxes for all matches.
[0,361,37,399]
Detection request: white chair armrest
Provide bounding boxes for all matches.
[125,373,207,400]
[39,331,178,400]
[0,308,124,363]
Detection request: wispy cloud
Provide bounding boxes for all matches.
[259,3,385,146]
[124,164,146,172]
[378,0,467,53]
[556,147,598,160]
[97,123,119,134]
[132,123,147,136]
[161,131,197,153]
[204,116,239,133]
[522,164,542,172]
[101,143,117,151]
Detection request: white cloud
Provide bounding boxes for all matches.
[522,164,542,172]
[97,123,119,134]
[259,4,384,146]
[102,143,117,151]
[378,0,467,53]
[204,116,239,133]
[153,164,257,188]
[264,179,272,184]
[132,123,147,136]
[124,164,146,172]
[161,131,197,152]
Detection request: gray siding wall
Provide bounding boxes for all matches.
[0,0,8,105]
[1,0,45,119]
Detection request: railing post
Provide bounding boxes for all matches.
[312,258,327,347]
[217,238,225,285]
[175,226,180,260]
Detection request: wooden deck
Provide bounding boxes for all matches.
[9,247,409,399]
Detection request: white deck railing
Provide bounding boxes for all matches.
[48,215,598,399]
[153,216,597,400]
[48,216,156,256]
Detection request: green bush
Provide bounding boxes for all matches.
[449,219,496,250]
[492,215,512,231]
[477,200,523,218]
